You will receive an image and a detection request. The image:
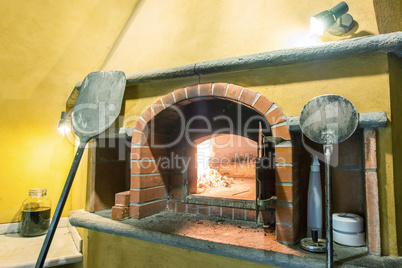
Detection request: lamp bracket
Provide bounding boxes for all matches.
[328,13,354,36]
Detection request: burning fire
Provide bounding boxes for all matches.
[197,139,233,192]
[197,168,234,191]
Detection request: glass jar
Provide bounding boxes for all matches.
[20,188,52,237]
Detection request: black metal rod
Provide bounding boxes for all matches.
[35,143,86,268]
[324,145,333,268]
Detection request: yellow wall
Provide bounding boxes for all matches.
[389,53,402,255]
[0,0,138,222]
[83,230,275,268]
[374,0,402,255]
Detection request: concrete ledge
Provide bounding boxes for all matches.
[67,32,402,108]
[69,209,402,268]
[287,112,387,132]
[118,111,386,138]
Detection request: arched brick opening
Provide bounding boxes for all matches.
[129,83,300,244]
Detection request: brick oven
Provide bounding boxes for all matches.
[64,17,402,263]
[102,78,384,248]
[119,82,300,244]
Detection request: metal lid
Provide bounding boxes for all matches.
[300,237,327,253]
[29,188,47,197]
[299,94,358,145]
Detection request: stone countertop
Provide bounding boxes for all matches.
[0,218,82,268]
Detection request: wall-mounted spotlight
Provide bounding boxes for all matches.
[57,111,71,136]
[310,1,354,36]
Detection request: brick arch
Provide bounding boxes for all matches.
[129,83,299,244]
[134,83,291,140]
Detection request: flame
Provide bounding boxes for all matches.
[196,139,233,192]
[197,139,212,178]
[197,168,233,191]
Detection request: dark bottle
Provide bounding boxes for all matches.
[20,188,52,237]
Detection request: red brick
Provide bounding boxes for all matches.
[239,88,257,106]
[170,144,187,156]
[131,173,167,189]
[276,185,293,203]
[131,159,169,174]
[162,93,174,108]
[233,208,245,220]
[176,202,186,213]
[275,205,294,224]
[265,108,286,125]
[169,187,182,199]
[134,118,147,132]
[252,95,273,115]
[276,223,296,243]
[275,147,293,163]
[198,205,209,216]
[335,135,359,166]
[246,209,256,221]
[213,83,227,97]
[276,183,299,203]
[365,171,381,255]
[260,211,274,224]
[130,200,167,219]
[210,206,220,217]
[222,207,232,219]
[364,129,377,169]
[187,204,197,214]
[199,83,213,96]
[168,201,175,211]
[131,146,167,160]
[187,84,199,98]
[130,187,167,203]
[271,125,291,140]
[275,165,294,182]
[226,84,242,100]
[142,107,153,123]
[174,88,186,102]
[115,191,130,206]
[111,205,130,221]
[146,133,171,147]
[151,99,164,116]
[131,131,146,146]
[170,174,183,186]
[170,161,186,173]
[293,181,300,201]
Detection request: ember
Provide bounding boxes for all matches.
[197,168,234,192]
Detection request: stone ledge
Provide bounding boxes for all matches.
[287,112,387,132]
[120,111,386,138]
[69,209,402,268]
[68,32,402,109]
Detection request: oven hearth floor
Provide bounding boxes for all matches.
[194,177,255,200]
[69,209,402,268]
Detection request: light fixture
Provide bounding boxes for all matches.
[310,1,354,36]
[57,111,71,136]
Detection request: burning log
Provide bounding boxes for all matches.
[197,169,234,192]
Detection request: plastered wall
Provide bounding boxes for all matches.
[0,0,137,222]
